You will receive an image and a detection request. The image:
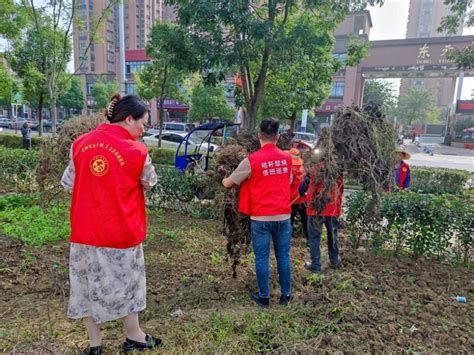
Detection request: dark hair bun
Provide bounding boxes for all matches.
[106,93,121,122]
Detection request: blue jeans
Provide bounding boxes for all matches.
[251,219,292,298]
[307,216,340,271]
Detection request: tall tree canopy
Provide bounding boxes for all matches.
[394,87,440,127]
[363,80,397,115]
[188,82,235,122]
[438,0,474,70]
[168,0,385,130]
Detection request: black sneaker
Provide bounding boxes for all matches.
[304,262,321,273]
[84,346,102,355]
[329,257,342,269]
[250,291,269,308]
[123,334,162,352]
[279,294,293,306]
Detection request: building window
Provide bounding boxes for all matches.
[332,53,347,65]
[87,83,94,94]
[125,61,149,74]
[127,84,136,95]
[330,81,345,97]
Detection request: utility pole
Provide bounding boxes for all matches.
[118,2,126,96]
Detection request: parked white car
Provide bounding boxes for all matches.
[293,131,317,148]
[143,131,218,152]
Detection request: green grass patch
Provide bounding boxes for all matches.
[0,202,70,246]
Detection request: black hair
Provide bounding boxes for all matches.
[105,93,149,123]
[260,118,279,140]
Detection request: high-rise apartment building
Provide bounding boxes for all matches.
[73,0,175,110]
[400,0,461,108]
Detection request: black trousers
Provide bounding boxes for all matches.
[23,139,31,150]
[291,203,308,239]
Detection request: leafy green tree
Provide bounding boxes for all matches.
[438,0,473,69]
[58,76,85,117]
[3,1,119,135]
[168,0,384,130]
[91,79,119,112]
[136,22,194,147]
[261,14,336,131]
[0,61,16,118]
[0,0,25,39]
[394,87,438,127]
[363,80,397,115]
[188,82,235,122]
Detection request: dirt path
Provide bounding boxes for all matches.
[0,210,472,353]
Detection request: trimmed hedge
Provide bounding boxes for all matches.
[148,147,176,166]
[345,166,471,195]
[0,146,39,192]
[344,191,473,263]
[410,167,471,195]
[0,133,42,149]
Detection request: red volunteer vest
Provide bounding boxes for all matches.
[306,165,344,217]
[70,123,148,248]
[290,164,305,205]
[398,161,409,189]
[238,144,292,216]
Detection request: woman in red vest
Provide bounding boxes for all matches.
[61,94,160,354]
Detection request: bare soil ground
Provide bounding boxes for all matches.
[0,209,473,353]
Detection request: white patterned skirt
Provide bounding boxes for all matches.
[68,242,146,324]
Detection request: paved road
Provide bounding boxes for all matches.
[403,141,474,172]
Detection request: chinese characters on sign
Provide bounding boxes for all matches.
[416,44,458,65]
[261,160,288,177]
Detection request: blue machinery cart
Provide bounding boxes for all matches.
[175,122,240,173]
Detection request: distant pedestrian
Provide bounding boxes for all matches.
[21,122,31,150]
[394,146,411,190]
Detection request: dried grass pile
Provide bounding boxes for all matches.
[36,115,105,203]
[311,105,396,218]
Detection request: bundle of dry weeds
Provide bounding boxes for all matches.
[36,115,105,203]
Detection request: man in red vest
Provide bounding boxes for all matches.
[222,118,293,308]
[299,162,343,272]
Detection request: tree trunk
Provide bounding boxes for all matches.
[38,94,44,137]
[289,111,297,132]
[50,94,57,136]
[158,101,164,148]
[157,65,168,148]
[244,45,271,131]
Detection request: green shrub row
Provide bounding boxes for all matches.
[410,167,471,195]
[0,146,39,192]
[344,166,471,195]
[148,147,176,166]
[344,191,473,263]
[146,165,219,218]
[0,133,41,149]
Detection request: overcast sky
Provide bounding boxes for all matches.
[368,0,473,100]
